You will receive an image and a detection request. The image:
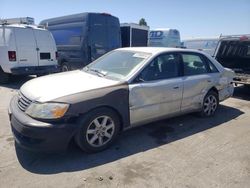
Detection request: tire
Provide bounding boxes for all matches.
[243,84,250,89]
[199,90,219,117]
[0,67,10,84]
[36,73,46,77]
[61,63,70,72]
[75,107,121,153]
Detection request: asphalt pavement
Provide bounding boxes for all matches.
[0,76,250,188]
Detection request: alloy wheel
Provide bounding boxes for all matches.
[86,116,115,147]
[203,95,218,116]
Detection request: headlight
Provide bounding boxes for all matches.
[25,102,69,119]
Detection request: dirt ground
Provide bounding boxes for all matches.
[0,76,250,188]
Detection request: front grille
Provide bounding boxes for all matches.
[17,92,32,112]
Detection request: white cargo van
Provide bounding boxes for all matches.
[0,17,59,83]
[182,37,219,56]
[148,28,181,48]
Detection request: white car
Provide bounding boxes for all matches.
[9,47,235,153]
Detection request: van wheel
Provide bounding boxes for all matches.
[75,108,121,153]
[61,63,70,72]
[0,67,10,84]
[199,91,219,117]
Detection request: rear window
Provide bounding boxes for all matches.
[50,27,83,45]
[0,28,13,45]
[40,53,51,60]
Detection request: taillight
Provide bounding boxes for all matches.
[55,51,58,60]
[8,51,16,61]
[240,36,248,41]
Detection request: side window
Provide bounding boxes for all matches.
[181,53,209,76]
[139,53,179,81]
[50,27,83,45]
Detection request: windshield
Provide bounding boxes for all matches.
[83,50,151,80]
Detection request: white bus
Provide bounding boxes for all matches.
[148,28,181,48]
[182,37,219,56]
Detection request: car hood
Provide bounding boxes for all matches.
[20,70,120,103]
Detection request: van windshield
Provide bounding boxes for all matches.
[83,50,151,80]
[50,27,83,45]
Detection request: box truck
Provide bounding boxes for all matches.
[120,23,149,47]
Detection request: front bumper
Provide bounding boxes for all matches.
[10,65,60,75]
[9,96,78,152]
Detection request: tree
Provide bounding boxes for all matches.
[139,18,147,26]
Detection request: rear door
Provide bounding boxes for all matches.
[107,16,121,50]
[14,27,38,67]
[33,29,57,66]
[88,14,108,62]
[180,52,218,111]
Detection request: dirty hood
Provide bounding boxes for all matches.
[20,70,119,103]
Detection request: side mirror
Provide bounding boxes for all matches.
[134,75,145,83]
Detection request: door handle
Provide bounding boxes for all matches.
[173,86,179,89]
[207,79,212,83]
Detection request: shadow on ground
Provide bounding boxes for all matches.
[15,104,243,174]
[233,85,250,101]
[0,75,35,90]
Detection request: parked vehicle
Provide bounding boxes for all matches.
[182,37,219,56]
[213,35,250,86]
[0,17,59,83]
[9,47,235,153]
[40,13,121,71]
[148,28,181,47]
[120,23,149,47]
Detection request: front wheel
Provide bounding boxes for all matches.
[75,108,121,153]
[200,91,219,117]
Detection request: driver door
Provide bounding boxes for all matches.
[129,53,184,126]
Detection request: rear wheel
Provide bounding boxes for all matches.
[61,63,70,72]
[200,91,219,117]
[243,84,250,89]
[0,67,10,84]
[75,108,121,153]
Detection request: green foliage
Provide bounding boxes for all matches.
[139,18,147,26]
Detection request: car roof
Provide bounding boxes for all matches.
[116,47,205,56]
[0,24,47,31]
